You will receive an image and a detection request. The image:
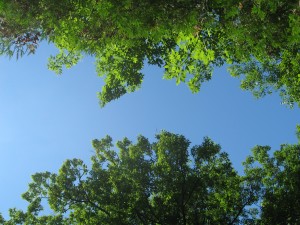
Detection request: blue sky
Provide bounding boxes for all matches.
[1,42,299,218]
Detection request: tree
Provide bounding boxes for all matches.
[0,0,299,106]
[0,0,299,107]
[0,0,44,58]
[243,139,300,224]
[2,131,300,224]
[1,131,259,224]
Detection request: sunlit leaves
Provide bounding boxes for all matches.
[95,44,144,107]
[48,49,82,75]
[1,0,300,106]
[164,33,214,92]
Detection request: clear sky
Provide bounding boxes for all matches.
[0,42,299,218]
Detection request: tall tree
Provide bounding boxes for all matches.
[2,131,300,224]
[243,140,300,224]
[1,0,299,106]
[1,132,259,224]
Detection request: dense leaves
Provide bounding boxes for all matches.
[1,131,300,224]
[243,143,300,224]
[0,0,299,106]
[1,132,257,224]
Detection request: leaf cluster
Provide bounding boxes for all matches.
[1,131,263,225]
[1,0,299,106]
[3,131,300,224]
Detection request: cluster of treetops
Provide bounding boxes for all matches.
[1,128,300,224]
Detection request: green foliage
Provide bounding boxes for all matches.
[164,32,214,92]
[0,0,300,106]
[297,124,300,141]
[2,131,259,224]
[2,131,300,224]
[0,1,43,58]
[48,49,82,75]
[244,141,300,224]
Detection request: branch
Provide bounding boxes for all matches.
[67,197,111,217]
[229,193,255,225]
[134,209,148,225]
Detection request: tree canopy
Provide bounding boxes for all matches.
[1,131,300,224]
[0,0,299,106]
[243,143,300,224]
